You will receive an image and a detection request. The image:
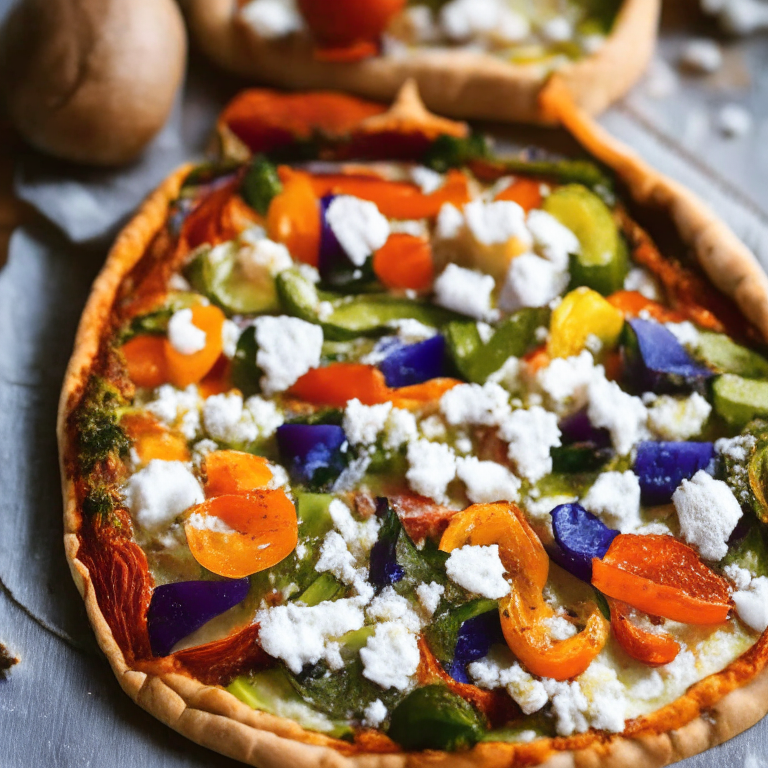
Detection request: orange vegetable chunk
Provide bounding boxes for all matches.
[121,335,169,389]
[608,598,680,667]
[204,450,273,497]
[185,490,298,579]
[495,177,543,212]
[440,503,608,681]
[165,305,226,389]
[607,290,686,324]
[373,234,434,291]
[592,534,731,625]
[121,412,190,463]
[267,169,321,265]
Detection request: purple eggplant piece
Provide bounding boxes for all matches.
[447,611,505,684]
[379,335,446,388]
[276,424,347,485]
[558,409,611,447]
[369,497,405,588]
[634,441,715,506]
[550,503,619,582]
[625,318,713,394]
[147,578,250,657]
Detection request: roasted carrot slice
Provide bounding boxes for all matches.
[592,534,731,625]
[121,335,169,389]
[204,450,273,497]
[608,598,680,667]
[373,234,434,291]
[495,177,543,212]
[185,490,298,579]
[121,412,190,463]
[165,305,225,389]
[267,170,321,266]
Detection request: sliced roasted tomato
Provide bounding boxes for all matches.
[607,598,680,667]
[122,335,169,389]
[439,503,608,681]
[164,305,226,389]
[299,0,405,51]
[373,234,434,292]
[592,534,731,625]
[302,168,471,219]
[184,490,298,579]
[289,362,460,408]
[607,290,686,324]
[267,170,321,266]
[121,412,190,463]
[494,177,543,212]
[203,450,273,497]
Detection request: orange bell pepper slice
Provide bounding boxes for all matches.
[607,291,686,324]
[592,534,731,625]
[184,490,298,579]
[198,356,232,398]
[301,168,471,219]
[204,450,273,497]
[289,363,460,408]
[373,234,434,292]
[267,170,321,266]
[121,335,169,389]
[121,412,190,463]
[164,305,226,389]
[495,177,543,212]
[440,503,608,681]
[607,598,680,667]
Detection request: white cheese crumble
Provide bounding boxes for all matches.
[581,471,642,533]
[624,267,660,300]
[456,457,521,504]
[343,399,392,447]
[469,648,548,715]
[363,699,388,728]
[360,622,421,691]
[387,318,438,342]
[542,615,578,641]
[326,196,390,266]
[647,392,712,441]
[416,581,445,617]
[145,384,203,441]
[185,511,236,534]
[463,199,532,248]
[238,236,293,280]
[315,531,373,601]
[498,254,569,312]
[366,587,423,633]
[383,408,419,449]
[665,321,700,348]
[499,406,561,483]
[221,319,241,359]
[445,544,510,599]
[440,0,529,42]
[732,576,768,633]
[440,381,510,427]
[406,439,457,503]
[203,391,283,445]
[252,315,323,395]
[409,165,444,194]
[526,209,580,270]
[433,263,496,320]
[328,499,380,560]
[256,599,365,674]
[167,308,206,355]
[536,351,602,413]
[724,563,753,591]
[241,0,303,37]
[420,414,447,440]
[435,202,464,240]
[672,470,743,560]
[587,376,648,456]
[124,460,204,531]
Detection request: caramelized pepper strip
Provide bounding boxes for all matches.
[592,534,731,625]
[495,177,543,212]
[185,490,298,579]
[267,169,321,266]
[439,503,608,681]
[607,598,680,667]
[607,290,686,324]
[289,363,460,408]
[373,234,434,292]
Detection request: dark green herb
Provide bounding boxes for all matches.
[241,156,283,215]
[76,378,130,471]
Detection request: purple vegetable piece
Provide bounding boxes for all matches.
[550,503,619,582]
[447,611,504,684]
[625,318,713,394]
[147,578,250,657]
[318,194,348,281]
[558,409,611,447]
[634,441,715,506]
[276,424,347,485]
[379,335,446,388]
[369,497,405,588]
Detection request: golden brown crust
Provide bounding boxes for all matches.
[59,89,768,767]
[182,0,659,124]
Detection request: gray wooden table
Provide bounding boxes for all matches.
[1,1,768,765]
